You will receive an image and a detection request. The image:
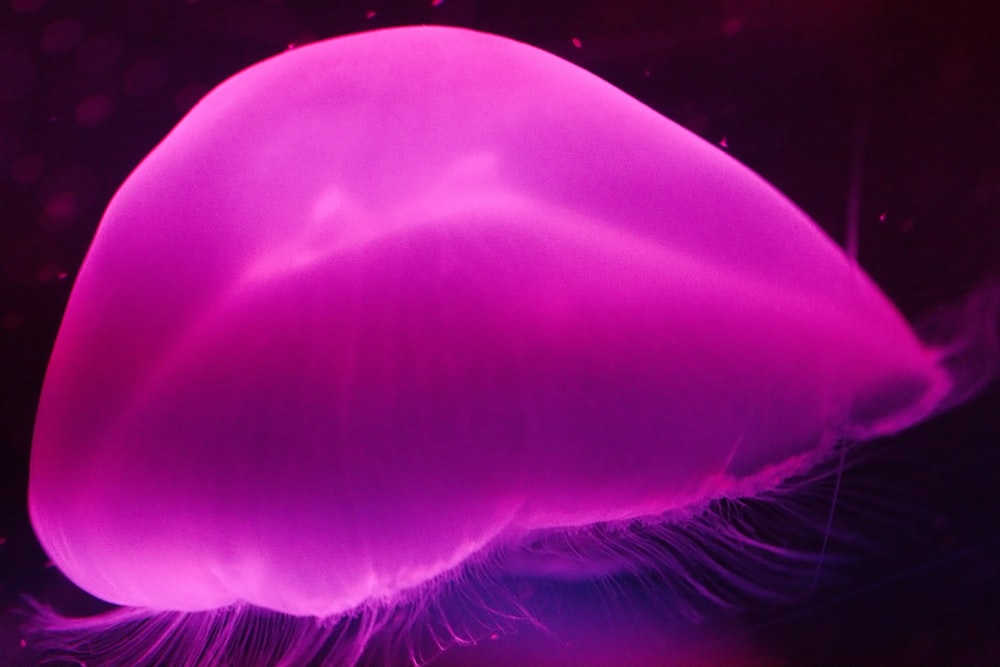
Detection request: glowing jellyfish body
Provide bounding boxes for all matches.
[30,25,950,662]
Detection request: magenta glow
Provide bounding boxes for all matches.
[28,26,959,666]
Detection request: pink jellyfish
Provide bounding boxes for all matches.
[27,25,967,666]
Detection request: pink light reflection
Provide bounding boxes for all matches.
[28,26,952,666]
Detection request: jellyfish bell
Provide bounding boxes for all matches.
[29,24,955,664]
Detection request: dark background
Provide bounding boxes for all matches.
[1,1,998,665]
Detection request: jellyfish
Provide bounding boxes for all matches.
[25,25,983,666]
